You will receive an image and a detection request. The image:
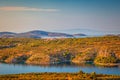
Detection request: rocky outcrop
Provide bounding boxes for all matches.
[94,46,118,66]
[26,53,50,65]
[5,55,28,63]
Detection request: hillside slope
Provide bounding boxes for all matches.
[0,36,120,66]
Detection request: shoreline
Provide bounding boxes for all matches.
[1,61,120,67]
[94,61,120,67]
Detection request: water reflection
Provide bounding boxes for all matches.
[0,63,120,75]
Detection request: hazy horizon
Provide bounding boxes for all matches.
[0,0,120,35]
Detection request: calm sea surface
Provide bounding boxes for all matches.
[0,63,120,75]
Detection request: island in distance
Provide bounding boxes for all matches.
[0,30,87,38]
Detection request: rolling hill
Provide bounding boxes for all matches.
[0,30,86,38]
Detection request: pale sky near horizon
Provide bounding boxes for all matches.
[0,0,120,34]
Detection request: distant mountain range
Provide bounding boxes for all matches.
[0,30,87,38]
[55,29,120,36]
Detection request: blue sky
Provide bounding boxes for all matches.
[0,0,120,34]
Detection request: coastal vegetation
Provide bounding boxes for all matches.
[0,36,120,66]
[0,71,120,80]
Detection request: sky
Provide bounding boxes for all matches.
[0,0,120,34]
